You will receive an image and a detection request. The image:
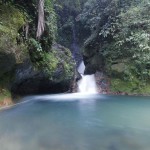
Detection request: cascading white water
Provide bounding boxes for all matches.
[77,61,85,74]
[77,61,98,94]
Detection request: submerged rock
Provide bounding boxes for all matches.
[11,44,75,97]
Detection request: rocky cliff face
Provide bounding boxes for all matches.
[11,44,75,98]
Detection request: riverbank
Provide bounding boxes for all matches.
[0,88,13,107]
[0,97,13,107]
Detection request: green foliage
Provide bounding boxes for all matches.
[29,38,42,51]
[9,0,57,51]
[6,0,58,63]
[55,0,89,48]
[111,78,138,93]
[51,45,75,80]
[28,38,46,66]
[28,38,74,80]
[111,78,150,95]
[45,0,57,42]
[55,0,87,12]
[36,51,59,77]
[0,89,11,102]
[104,1,150,82]
[80,0,150,87]
[0,4,27,62]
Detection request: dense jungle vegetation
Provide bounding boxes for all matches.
[0,0,150,104]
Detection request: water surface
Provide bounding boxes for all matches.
[0,94,150,150]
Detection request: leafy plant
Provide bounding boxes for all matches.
[0,4,27,62]
[80,0,150,85]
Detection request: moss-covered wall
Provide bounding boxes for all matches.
[0,3,27,104]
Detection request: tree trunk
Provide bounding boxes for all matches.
[36,0,45,39]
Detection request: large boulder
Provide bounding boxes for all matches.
[83,54,104,75]
[11,44,75,97]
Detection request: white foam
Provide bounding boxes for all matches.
[26,93,99,101]
[77,61,98,94]
[77,74,98,94]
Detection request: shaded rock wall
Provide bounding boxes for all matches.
[11,44,75,97]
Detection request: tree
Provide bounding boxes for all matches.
[36,0,45,39]
[79,0,150,85]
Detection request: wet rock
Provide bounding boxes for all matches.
[84,64,96,75]
[83,54,104,75]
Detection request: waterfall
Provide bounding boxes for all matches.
[71,24,82,67]
[77,61,85,74]
[70,22,97,94]
[77,61,98,94]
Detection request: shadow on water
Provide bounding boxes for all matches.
[0,94,150,150]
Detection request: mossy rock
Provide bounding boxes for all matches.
[111,63,127,73]
[50,43,75,81]
[111,78,137,93]
[111,78,150,95]
[11,44,75,96]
